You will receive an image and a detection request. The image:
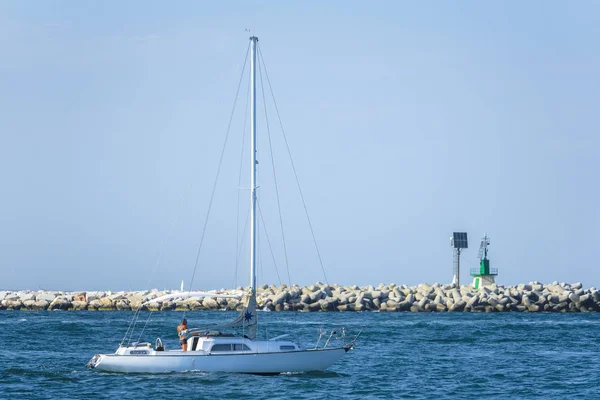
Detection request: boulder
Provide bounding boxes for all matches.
[321,286,333,297]
[271,292,288,306]
[309,291,324,302]
[386,299,399,308]
[73,293,86,302]
[116,300,132,310]
[71,301,87,310]
[435,303,447,312]
[22,299,36,309]
[146,302,160,311]
[362,298,375,310]
[466,295,479,309]
[568,293,580,304]
[536,296,547,306]
[32,300,50,310]
[186,300,202,310]
[319,298,338,311]
[85,292,103,301]
[304,285,318,293]
[100,297,114,309]
[202,297,218,309]
[226,299,240,310]
[4,300,22,309]
[300,293,311,304]
[49,297,70,310]
[36,292,56,302]
[371,290,382,300]
[395,300,408,311]
[361,291,373,300]
[451,289,462,302]
[18,291,36,302]
[87,299,103,310]
[579,294,593,307]
[127,295,143,309]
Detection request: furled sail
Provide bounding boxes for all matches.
[188,291,257,340]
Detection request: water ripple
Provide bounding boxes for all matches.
[0,311,599,399]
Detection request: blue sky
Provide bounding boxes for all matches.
[1,2,598,291]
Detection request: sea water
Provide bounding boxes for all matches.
[1,311,599,399]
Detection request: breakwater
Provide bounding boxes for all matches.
[1,281,599,312]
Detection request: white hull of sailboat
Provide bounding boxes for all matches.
[89,347,348,374]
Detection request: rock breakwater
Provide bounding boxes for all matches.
[2,282,599,312]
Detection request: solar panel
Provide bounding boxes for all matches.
[452,232,468,249]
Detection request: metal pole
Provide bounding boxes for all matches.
[249,36,258,294]
[457,248,461,287]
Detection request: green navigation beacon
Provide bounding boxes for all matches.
[470,233,498,289]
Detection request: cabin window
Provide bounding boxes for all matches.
[211,344,233,352]
[233,344,250,351]
[279,345,295,350]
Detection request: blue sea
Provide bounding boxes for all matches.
[1,311,599,399]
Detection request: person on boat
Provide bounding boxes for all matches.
[177,318,189,351]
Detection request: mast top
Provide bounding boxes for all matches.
[249,36,259,42]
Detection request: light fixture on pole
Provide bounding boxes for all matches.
[450,232,468,287]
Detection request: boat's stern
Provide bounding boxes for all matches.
[86,343,157,370]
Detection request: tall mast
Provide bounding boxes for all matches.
[249,36,258,295]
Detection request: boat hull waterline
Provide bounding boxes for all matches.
[88,347,349,374]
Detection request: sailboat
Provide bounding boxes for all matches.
[86,36,355,374]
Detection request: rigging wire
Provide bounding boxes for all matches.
[257,44,296,338]
[235,204,251,278]
[257,43,292,289]
[120,181,194,347]
[183,42,251,319]
[136,310,154,344]
[234,71,251,289]
[258,45,330,286]
[257,198,283,286]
